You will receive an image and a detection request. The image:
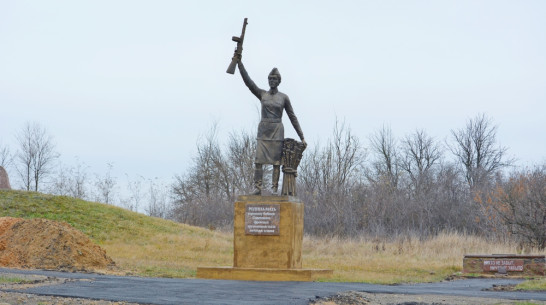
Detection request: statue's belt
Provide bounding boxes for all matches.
[260,118,282,123]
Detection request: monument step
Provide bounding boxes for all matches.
[197,266,333,282]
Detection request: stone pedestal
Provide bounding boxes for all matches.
[234,195,303,269]
[197,195,332,281]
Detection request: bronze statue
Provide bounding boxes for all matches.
[227,19,306,195]
[227,18,306,195]
[236,60,306,195]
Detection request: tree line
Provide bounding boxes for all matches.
[0,122,170,218]
[1,116,544,249]
[170,114,545,249]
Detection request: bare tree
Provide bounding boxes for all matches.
[399,128,442,234]
[400,129,443,183]
[449,114,513,188]
[488,164,546,249]
[68,160,89,199]
[16,125,33,190]
[226,130,256,195]
[367,125,400,188]
[124,174,146,212]
[300,120,365,194]
[15,122,59,191]
[50,159,89,199]
[145,178,170,218]
[49,162,71,196]
[171,125,257,228]
[0,142,12,169]
[94,163,117,204]
[299,119,366,236]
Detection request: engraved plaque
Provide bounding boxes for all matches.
[245,204,280,235]
[483,259,524,272]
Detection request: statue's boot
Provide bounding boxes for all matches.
[251,164,263,195]
[271,165,280,194]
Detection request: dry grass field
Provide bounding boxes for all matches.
[302,233,545,283]
[1,190,545,285]
[103,228,545,284]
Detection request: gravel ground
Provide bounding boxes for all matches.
[3,290,546,305]
[0,291,140,305]
[310,291,546,305]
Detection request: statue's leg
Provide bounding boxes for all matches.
[251,163,263,195]
[272,165,280,194]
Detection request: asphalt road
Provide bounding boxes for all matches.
[1,268,545,305]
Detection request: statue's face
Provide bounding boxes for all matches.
[268,75,280,89]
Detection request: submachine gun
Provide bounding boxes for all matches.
[226,18,248,74]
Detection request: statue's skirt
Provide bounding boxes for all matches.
[256,120,283,165]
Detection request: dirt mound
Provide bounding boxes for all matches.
[0,217,115,272]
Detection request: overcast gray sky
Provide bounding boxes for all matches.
[1,0,545,185]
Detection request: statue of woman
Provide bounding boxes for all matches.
[237,59,306,195]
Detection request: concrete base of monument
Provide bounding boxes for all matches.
[197,195,333,282]
[196,266,333,282]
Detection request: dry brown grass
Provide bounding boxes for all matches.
[101,226,233,278]
[104,227,546,283]
[303,232,546,283]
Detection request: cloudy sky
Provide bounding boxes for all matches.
[1,0,545,186]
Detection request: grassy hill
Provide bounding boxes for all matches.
[0,190,232,278]
[1,190,544,284]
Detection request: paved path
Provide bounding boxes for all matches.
[1,268,545,305]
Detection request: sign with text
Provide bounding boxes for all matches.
[245,204,280,235]
[483,259,524,272]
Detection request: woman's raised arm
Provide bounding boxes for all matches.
[238,60,264,100]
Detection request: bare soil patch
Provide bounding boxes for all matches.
[0,217,115,272]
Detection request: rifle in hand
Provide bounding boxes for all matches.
[226,18,248,74]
